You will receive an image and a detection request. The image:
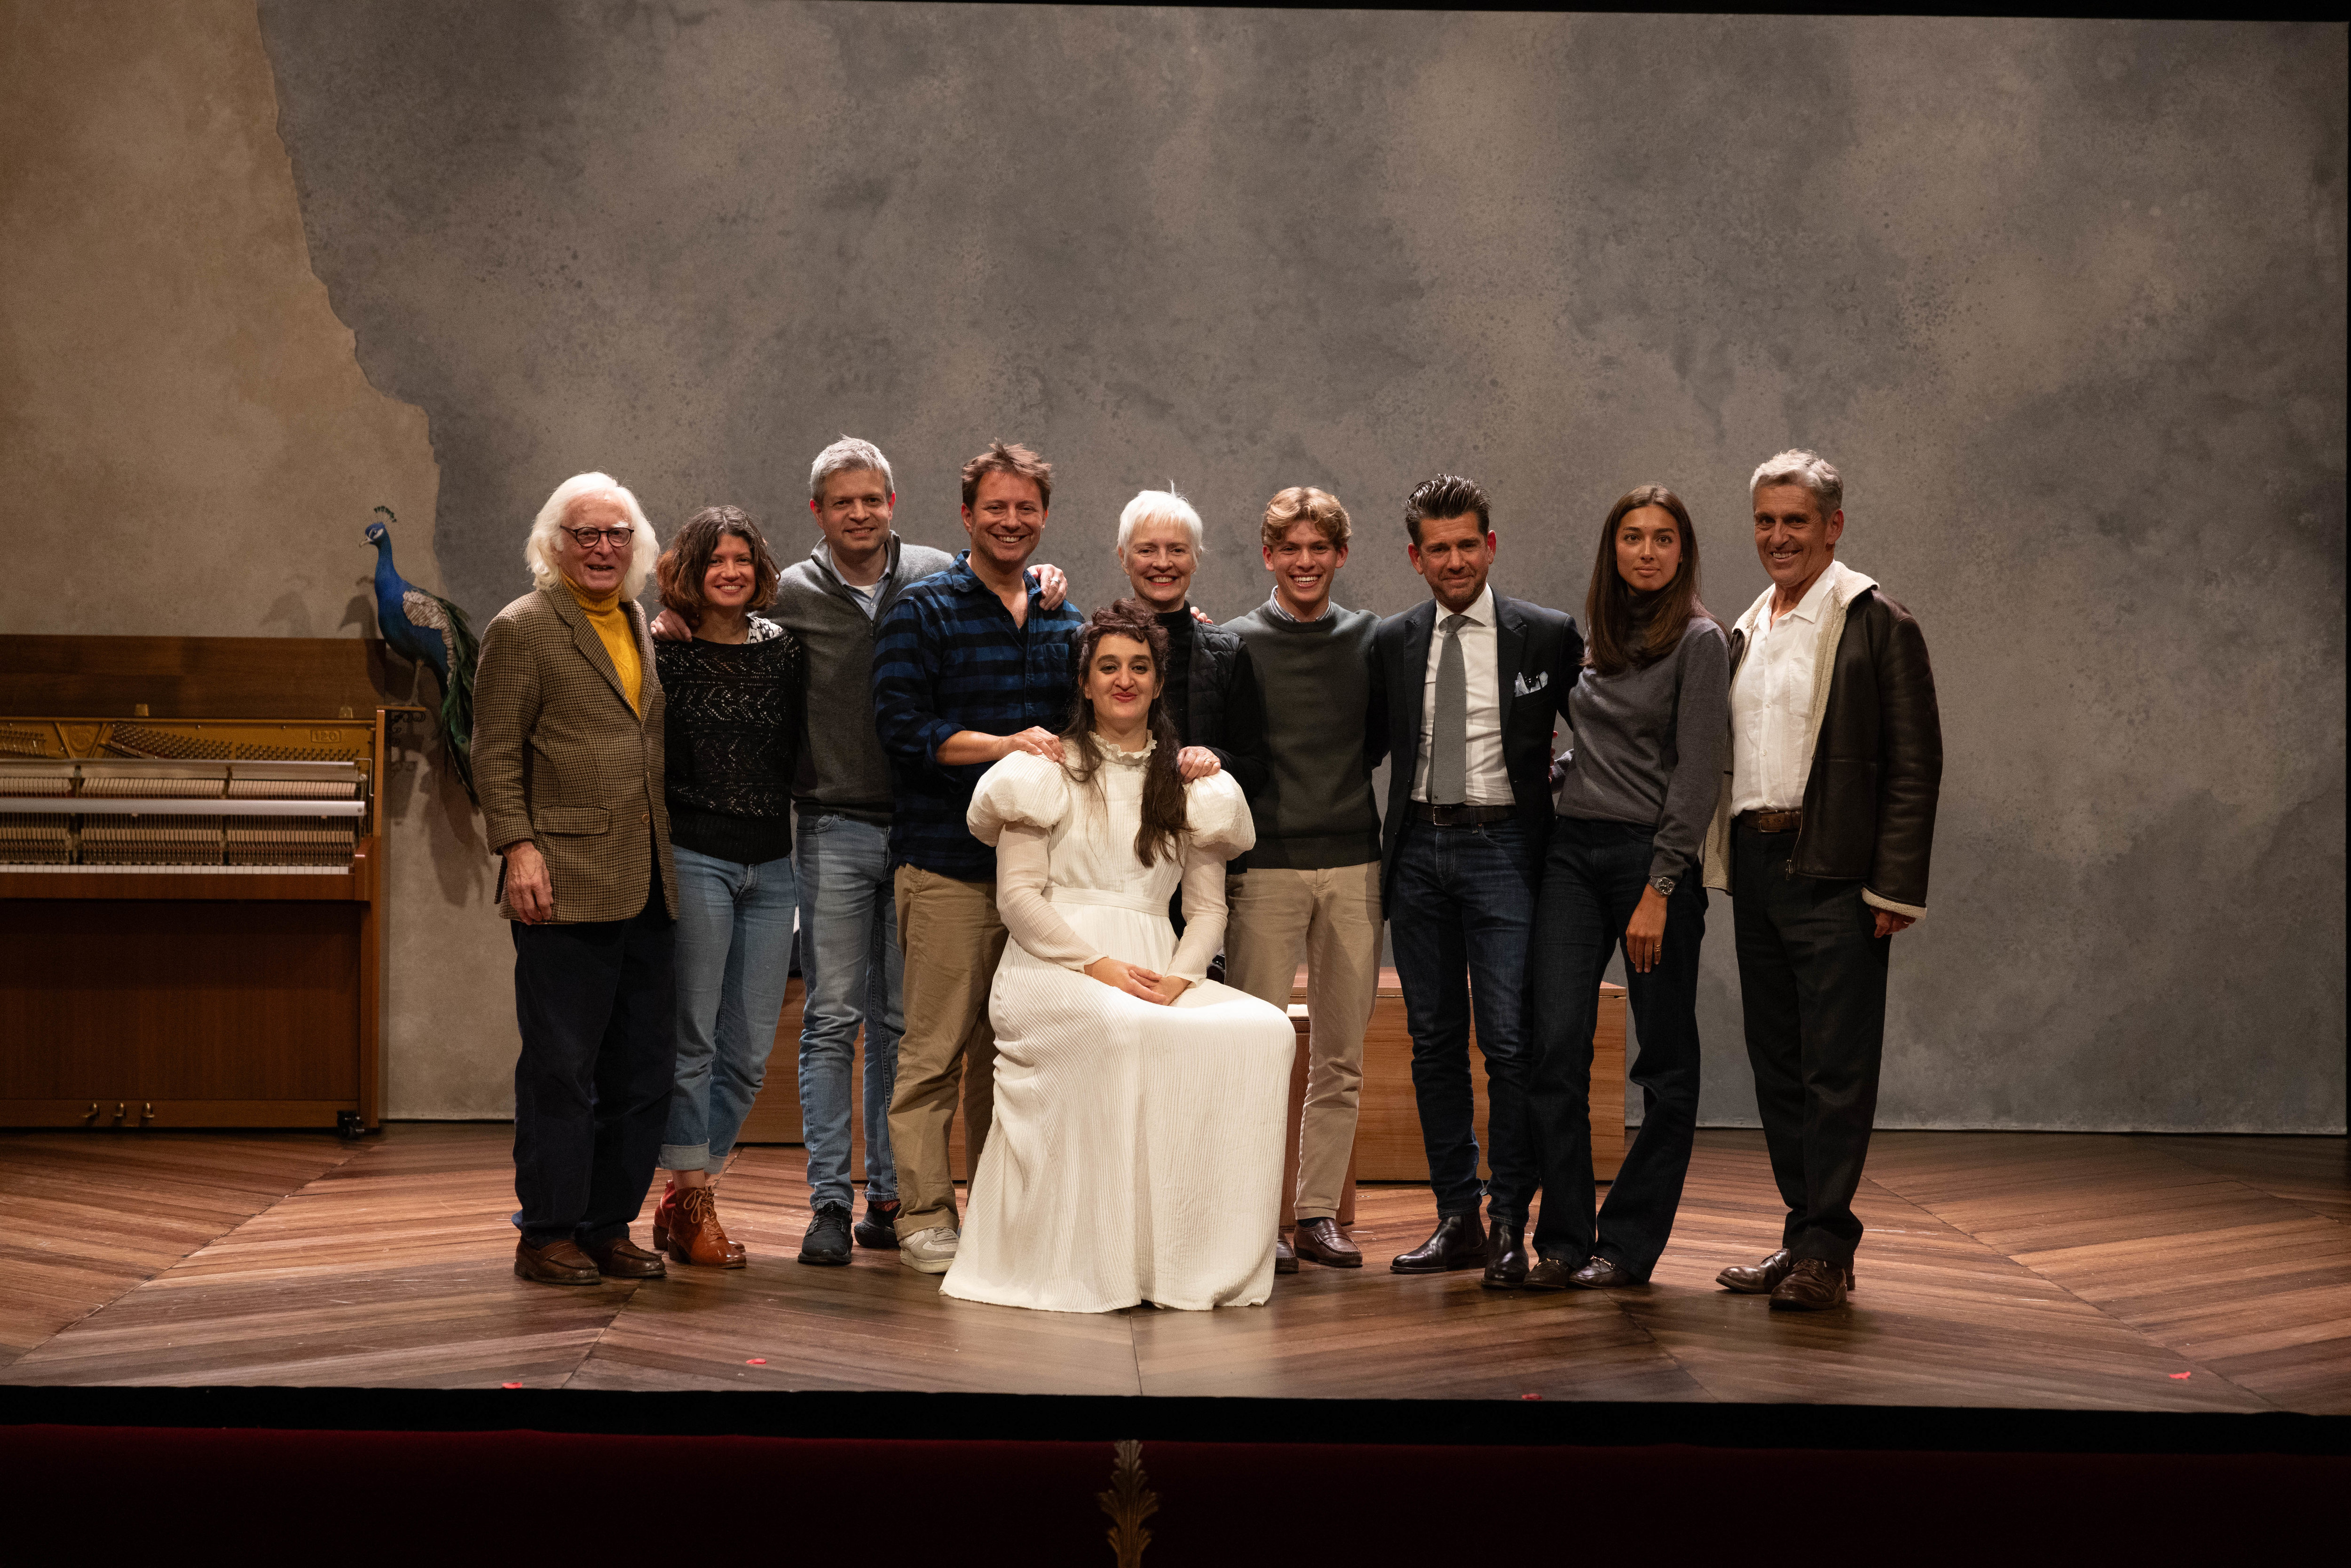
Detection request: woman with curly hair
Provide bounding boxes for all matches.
[647,505,804,1268]
[940,599,1295,1312]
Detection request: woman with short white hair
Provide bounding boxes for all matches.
[473,472,679,1287]
[1112,488,1262,793]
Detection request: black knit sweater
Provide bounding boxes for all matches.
[656,630,805,867]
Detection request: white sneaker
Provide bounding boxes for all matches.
[899,1226,960,1274]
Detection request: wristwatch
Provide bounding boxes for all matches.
[1649,874,1677,896]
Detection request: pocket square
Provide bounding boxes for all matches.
[1514,671,1549,696]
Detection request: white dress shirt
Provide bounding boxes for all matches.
[1412,584,1512,806]
[1730,561,1843,813]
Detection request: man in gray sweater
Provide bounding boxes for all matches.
[1222,486,1386,1274]
[654,436,1064,1266]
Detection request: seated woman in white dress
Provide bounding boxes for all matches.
[941,599,1297,1313]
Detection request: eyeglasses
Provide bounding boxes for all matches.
[560,525,635,548]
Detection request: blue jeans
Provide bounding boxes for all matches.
[1387,815,1541,1225]
[1525,816,1709,1278]
[794,812,902,1210]
[663,843,798,1172]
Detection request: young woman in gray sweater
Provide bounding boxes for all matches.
[1521,485,1729,1290]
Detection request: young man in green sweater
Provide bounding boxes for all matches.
[1222,486,1387,1274]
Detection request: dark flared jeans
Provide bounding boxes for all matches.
[510,878,677,1250]
[1732,822,1890,1266]
[1388,815,1540,1225]
[1525,816,1709,1277]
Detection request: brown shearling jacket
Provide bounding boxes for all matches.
[472,584,678,924]
[1704,574,1942,916]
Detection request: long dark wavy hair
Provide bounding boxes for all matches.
[1060,598,1188,867]
[1584,484,1713,676]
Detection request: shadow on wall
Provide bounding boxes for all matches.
[383,703,518,1119]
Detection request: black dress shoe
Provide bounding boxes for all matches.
[1391,1209,1487,1274]
[1294,1217,1364,1268]
[1768,1257,1855,1311]
[1523,1255,1586,1291]
[1567,1256,1638,1289]
[1716,1248,1797,1294]
[798,1202,853,1266]
[1482,1221,1528,1290]
[852,1198,902,1250]
[1274,1234,1299,1274]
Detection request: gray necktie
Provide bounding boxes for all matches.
[1431,613,1469,804]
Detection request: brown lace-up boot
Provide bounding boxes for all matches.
[663,1184,747,1268]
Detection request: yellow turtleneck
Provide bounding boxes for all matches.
[564,578,642,716]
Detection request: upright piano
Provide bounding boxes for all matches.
[0,635,425,1132]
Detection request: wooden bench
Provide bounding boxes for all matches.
[1330,967,1626,1186]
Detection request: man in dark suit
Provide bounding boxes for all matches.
[1368,475,1581,1284]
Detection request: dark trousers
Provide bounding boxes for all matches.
[1732,822,1890,1266]
[510,880,677,1250]
[1388,816,1539,1224]
[1525,816,1709,1278]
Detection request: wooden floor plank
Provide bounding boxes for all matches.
[570,1148,1144,1395]
[8,1125,2343,1411]
[2141,1135,2351,1225]
[4,1124,634,1388]
[1599,1136,2273,1412]
[0,1128,356,1366]
[1131,1183,1706,1401]
[1864,1133,2351,1414]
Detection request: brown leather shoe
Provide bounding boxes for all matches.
[651,1180,681,1252]
[514,1237,601,1286]
[1294,1217,1364,1269]
[1391,1209,1487,1274]
[662,1184,747,1268]
[1567,1257,1639,1289]
[1274,1234,1299,1274]
[1716,1248,1797,1294]
[1523,1255,1584,1291]
[580,1233,666,1279]
[1768,1257,1855,1311]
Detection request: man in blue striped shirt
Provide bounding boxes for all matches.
[872,440,1083,1272]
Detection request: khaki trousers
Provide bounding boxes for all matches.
[889,866,1007,1237]
[1223,860,1382,1221]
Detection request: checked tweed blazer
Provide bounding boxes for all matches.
[472,583,678,924]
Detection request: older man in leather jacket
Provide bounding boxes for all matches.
[1701,449,1942,1311]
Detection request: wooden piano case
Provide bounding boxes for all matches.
[0,635,425,1132]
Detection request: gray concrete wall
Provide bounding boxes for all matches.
[0,0,519,1119]
[10,4,2341,1129]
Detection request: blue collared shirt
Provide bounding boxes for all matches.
[872,552,1083,878]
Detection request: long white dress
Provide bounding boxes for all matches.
[939,743,1296,1313]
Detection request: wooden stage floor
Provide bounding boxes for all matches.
[3,1123,2344,1412]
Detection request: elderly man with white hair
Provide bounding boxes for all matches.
[473,471,679,1287]
[1703,449,1943,1312]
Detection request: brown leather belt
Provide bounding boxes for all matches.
[1412,802,1515,827]
[1736,809,1804,834]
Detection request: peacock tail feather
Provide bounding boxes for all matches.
[436,593,480,805]
[383,525,482,807]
